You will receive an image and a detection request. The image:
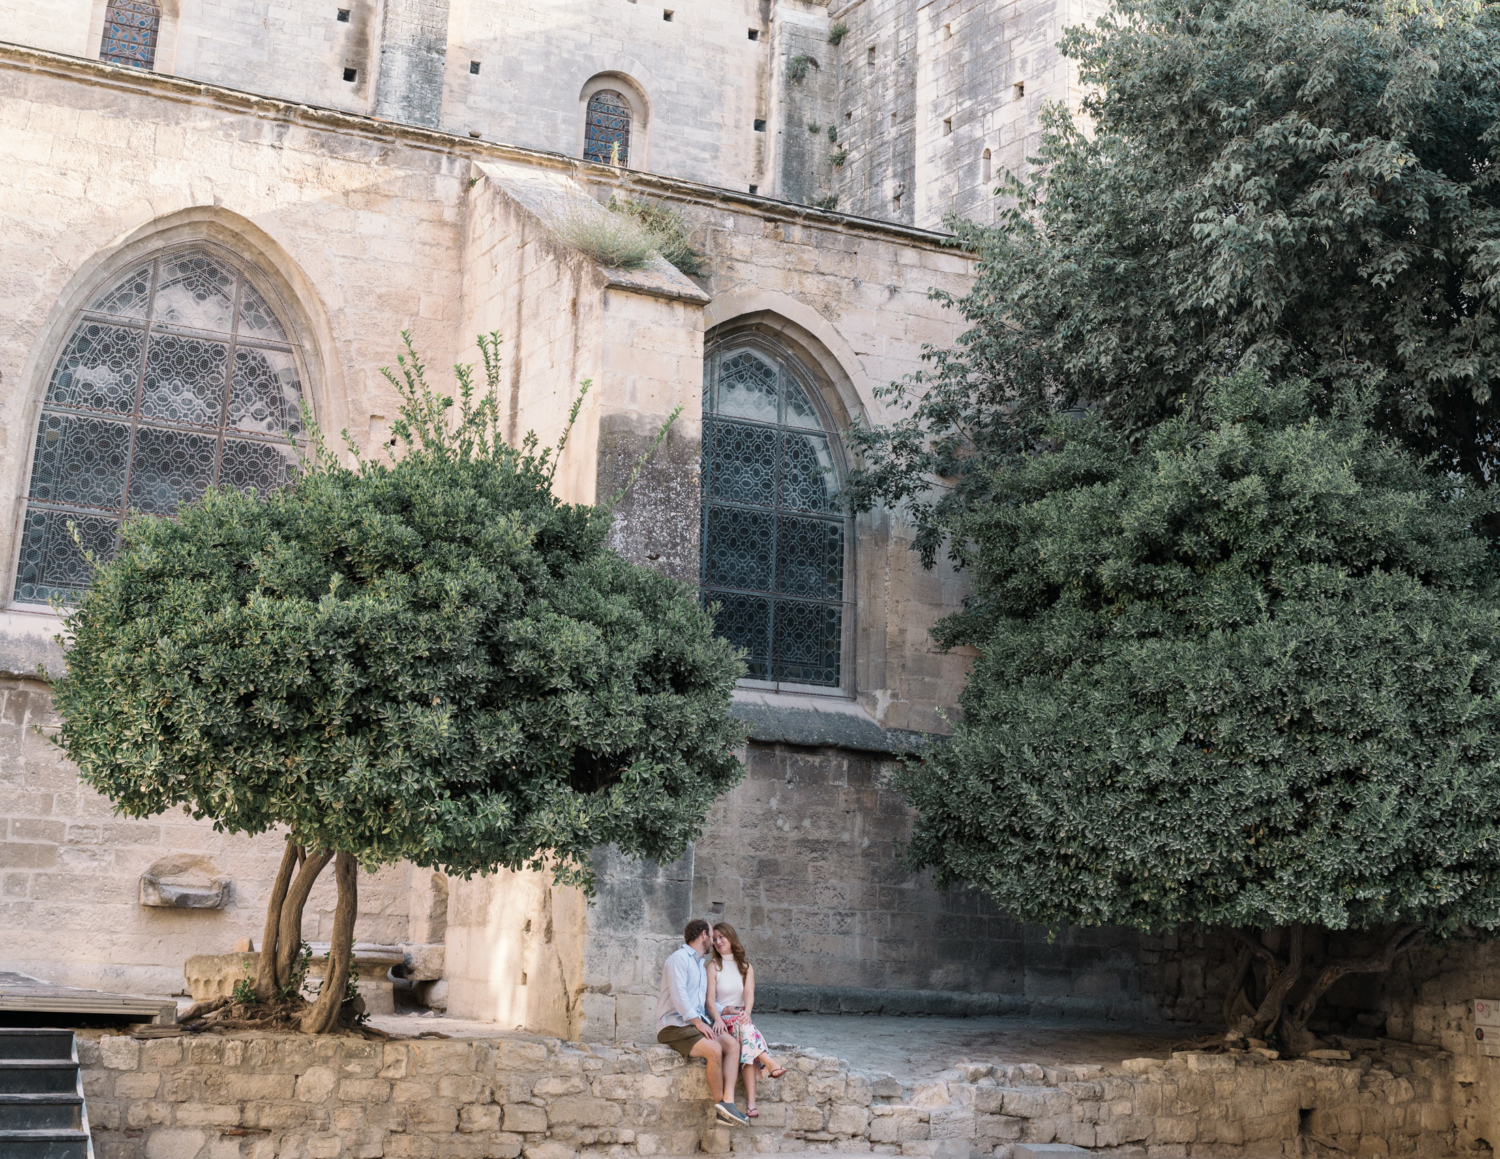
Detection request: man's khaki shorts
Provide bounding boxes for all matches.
[657,1023,705,1058]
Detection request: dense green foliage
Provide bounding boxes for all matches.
[53,338,744,892]
[849,0,1500,562]
[900,377,1500,936]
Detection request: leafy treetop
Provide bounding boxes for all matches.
[849,0,1500,562]
[900,376,1500,937]
[53,334,745,892]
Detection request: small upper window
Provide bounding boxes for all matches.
[100,0,161,70]
[16,248,306,605]
[584,90,632,165]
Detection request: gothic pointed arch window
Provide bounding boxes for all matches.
[584,90,632,165]
[15,246,306,605]
[701,342,850,690]
[100,0,161,70]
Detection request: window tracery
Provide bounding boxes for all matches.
[16,247,305,604]
[100,0,161,70]
[701,344,847,689]
[584,90,632,165]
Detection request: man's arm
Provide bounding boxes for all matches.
[667,953,715,1036]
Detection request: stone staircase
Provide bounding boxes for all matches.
[0,1028,93,1159]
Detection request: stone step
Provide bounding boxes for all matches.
[0,1093,85,1130]
[0,1128,93,1159]
[0,1031,75,1061]
[0,1062,79,1095]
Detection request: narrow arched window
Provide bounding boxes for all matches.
[701,344,848,689]
[15,247,305,604]
[584,90,632,165]
[100,0,161,70]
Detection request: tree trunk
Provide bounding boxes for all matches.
[1221,923,1423,1055]
[275,849,333,991]
[300,852,358,1034]
[1279,924,1421,1056]
[253,840,301,1000]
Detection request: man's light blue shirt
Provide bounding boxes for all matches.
[656,942,709,1029]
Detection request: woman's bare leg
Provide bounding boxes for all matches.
[742,1060,757,1110]
[757,1051,784,1076]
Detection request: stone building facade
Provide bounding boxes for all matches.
[4,6,1491,1108]
[0,0,1146,1043]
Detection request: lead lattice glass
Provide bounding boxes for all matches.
[15,248,305,604]
[702,347,846,688]
[583,91,632,165]
[100,0,160,69]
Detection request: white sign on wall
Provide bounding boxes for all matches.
[1474,999,1500,1057]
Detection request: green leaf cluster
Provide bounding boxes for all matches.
[903,376,1500,935]
[849,0,1500,560]
[53,336,745,893]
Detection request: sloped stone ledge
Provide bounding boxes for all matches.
[78,1029,1466,1159]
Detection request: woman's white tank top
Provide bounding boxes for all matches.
[715,957,746,1009]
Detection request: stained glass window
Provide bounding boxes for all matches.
[15,248,305,605]
[100,0,160,70]
[584,90,632,165]
[701,345,848,689]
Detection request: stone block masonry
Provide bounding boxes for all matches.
[79,1029,1464,1159]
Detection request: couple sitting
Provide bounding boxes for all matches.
[656,918,787,1126]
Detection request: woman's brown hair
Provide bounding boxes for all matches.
[712,921,750,981]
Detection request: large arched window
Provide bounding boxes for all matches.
[583,90,632,165]
[15,246,305,605]
[701,343,848,690]
[100,0,161,70]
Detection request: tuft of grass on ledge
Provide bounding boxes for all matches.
[552,206,661,270]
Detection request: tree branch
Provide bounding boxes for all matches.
[1287,924,1422,1033]
[254,840,301,1001]
[275,849,333,990]
[301,852,359,1034]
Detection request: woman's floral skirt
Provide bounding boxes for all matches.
[723,1009,769,1066]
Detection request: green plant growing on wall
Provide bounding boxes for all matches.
[787,53,816,81]
[826,125,837,143]
[52,333,745,1034]
[828,148,849,168]
[807,121,821,134]
[608,196,706,276]
[893,374,1500,1053]
[828,21,849,46]
[553,205,662,270]
[812,194,840,211]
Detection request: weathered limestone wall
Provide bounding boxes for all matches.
[79,1029,1468,1159]
[3,0,94,59]
[442,0,770,190]
[767,2,841,208]
[170,0,382,117]
[0,675,421,996]
[827,0,1105,229]
[0,44,990,1021]
[692,740,1144,1016]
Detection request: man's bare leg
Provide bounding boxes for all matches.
[690,1037,724,1102]
[717,1033,739,1106]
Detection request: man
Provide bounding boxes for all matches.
[656,918,749,1126]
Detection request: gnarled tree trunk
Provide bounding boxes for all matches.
[275,849,334,989]
[301,851,359,1034]
[1220,923,1422,1054]
[253,839,302,1000]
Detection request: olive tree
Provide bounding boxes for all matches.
[52,336,745,1032]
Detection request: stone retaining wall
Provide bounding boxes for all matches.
[80,1030,1468,1159]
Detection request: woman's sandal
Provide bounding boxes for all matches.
[766,1065,787,1079]
[746,1107,759,1118]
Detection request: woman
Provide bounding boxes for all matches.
[707,922,787,1118]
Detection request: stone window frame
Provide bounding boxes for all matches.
[576,73,652,172]
[700,329,857,698]
[6,238,317,611]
